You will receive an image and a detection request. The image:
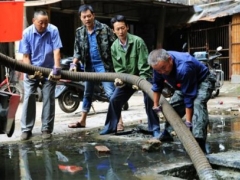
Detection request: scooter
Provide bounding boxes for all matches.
[193,46,224,98]
[55,57,129,113]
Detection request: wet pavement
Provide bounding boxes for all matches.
[1,81,240,143]
[1,81,240,179]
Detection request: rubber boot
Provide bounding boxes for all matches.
[196,138,207,154]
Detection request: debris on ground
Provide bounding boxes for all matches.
[142,138,162,152]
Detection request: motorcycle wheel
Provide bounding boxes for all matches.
[212,89,220,98]
[58,90,80,113]
[0,84,24,103]
[122,102,129,110]
[7,120,15,137]
[34,86,43,102]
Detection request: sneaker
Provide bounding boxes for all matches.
[42,131,52,139]
[20,131,32,141]
[159,130,174,142]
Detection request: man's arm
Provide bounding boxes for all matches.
[53,48,61,68]
[22,54,31,64]
[111,45,126,73]
[153,91,161,107]
[72,58,79,64]
[72,31,82,65]
[185,108,193,122]
[137,39,151,79]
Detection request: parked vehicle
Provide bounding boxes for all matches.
[55,57,129,113]
[0,90,20,137]
[0,67,24,102]
[193,46,224,98]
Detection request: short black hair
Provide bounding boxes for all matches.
[78,4,94,15]
[110,15,128,28]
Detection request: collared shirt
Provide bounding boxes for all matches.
[152,51,209,108]
[19,24,62,68]
[87,30,104,72]
[111,33,152,79]
[73,20,116,72]
[119,39,128,51]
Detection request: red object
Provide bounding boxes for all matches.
[58,165,83,174]
[0,1,24,42]
[176,83,181,88]
[218,101,223,105]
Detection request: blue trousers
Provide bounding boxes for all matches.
[82,64,115,113]
[101,85,160,133]
[82,80,115,112]
[21,76,56,133]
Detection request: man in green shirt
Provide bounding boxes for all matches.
[100,15,161,139]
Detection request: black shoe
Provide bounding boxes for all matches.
[159,130,174,142]
[99,129,115,135]
[136,124,152,135]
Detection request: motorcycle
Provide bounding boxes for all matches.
[193,46,224,98]
[55,57,129,113]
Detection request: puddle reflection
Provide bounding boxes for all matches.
[207,117,240,154]
[0,136,188,180]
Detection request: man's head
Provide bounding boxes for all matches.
[33,10,48,34]
[110,15,129,41]
[148,49,173,75]
[78,4,95,29]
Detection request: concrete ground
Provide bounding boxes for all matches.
[0,81,240,143]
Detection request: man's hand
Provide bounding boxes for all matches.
[27,71,43,80]
[48,67,61,82]
[69,63,77,72]
[153,106,162,114]
[114,78,125,88]
[132,85,139,90]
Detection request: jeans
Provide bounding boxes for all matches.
[82,81,115,112]
[82,64,115,113]
[21,76,56,133]
[101,84,160,133]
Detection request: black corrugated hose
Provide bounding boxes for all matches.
[0,52,217,180]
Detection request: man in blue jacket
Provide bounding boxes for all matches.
[148,48,216,153]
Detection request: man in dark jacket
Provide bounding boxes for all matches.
[68,5,124,129]
[148,48,216,153]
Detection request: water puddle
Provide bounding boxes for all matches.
[0,133,190,180]
[206,116,240,154]
[0,116,240,180]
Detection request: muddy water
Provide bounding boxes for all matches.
[0,133,188,180]
[206,116,240,154]
[0,116,240,180]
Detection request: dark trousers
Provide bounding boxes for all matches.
[167,73,215,140]
[101,85,160,133]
